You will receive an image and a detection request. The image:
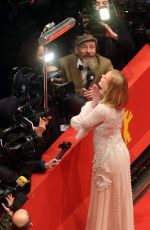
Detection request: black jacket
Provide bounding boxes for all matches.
[85,11,136,70]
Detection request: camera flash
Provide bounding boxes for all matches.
[99,7,110,21]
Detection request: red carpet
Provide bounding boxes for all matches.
[57,190,150,230]
[134,189,150,230]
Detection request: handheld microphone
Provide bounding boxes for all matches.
[38,17,76,46]
[56,141,72,160]
[16,176,29,188]
[86,69,95,89]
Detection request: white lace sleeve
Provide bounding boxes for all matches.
[70,101,93,131]
[71,103,105,139]
[81,103,106,129]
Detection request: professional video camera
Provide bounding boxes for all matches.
[10,67,73,104]
[10,67,48,105]
[10,66,84,122]
[15,99,51,126]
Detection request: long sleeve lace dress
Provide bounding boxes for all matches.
[71,101,134,230]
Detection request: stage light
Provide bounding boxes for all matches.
[38,17,76,46]
[44,52,55,63]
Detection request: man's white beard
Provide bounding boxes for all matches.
[82,56,98,70]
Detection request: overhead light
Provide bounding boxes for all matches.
[99,6,110,21]
[38,17,76,46]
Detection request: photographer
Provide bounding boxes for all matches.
[0,96,59,208]
[83,0,136,70]
[0,194,32,230]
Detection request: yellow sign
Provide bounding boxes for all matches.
[123,110,133,145]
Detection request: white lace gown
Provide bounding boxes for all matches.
[71,102,134,230]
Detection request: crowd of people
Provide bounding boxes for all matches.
[0,0,135,229]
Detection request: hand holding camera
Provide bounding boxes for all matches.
[1,194,14,216]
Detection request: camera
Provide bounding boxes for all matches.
[15,102,51,127]
[0,186,29,216]
[10,67,69,105]
[0,187,16,205]
[47,69,64,80]
[10,67,46,104]
[77,10,106,37]
[54,81,75,99]
[10,66,79,118]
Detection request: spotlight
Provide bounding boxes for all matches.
[44,52,55,63]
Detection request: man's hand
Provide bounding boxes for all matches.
[1,194,14,216]
[45,159,60,169]
[100,22,118,40]
[41,116,52,126]
[34,116,52,137]
[5,194,14,208]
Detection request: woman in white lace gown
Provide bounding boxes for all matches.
[71,70,134,230]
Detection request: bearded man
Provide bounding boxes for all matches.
[58,33,113,101]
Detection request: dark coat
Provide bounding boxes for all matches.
[85,11,136,70]
[97,19,136,69]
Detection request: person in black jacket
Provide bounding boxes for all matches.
[0,96,59,195]
[84,0,136,70]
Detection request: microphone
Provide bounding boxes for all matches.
[38,17,76,46]
[56,141,72,160]
[16,176,29,188]
[86,69,95,89]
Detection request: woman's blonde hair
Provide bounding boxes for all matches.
[102,69,128,110]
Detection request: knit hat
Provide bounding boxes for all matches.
[75,33,97,46]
